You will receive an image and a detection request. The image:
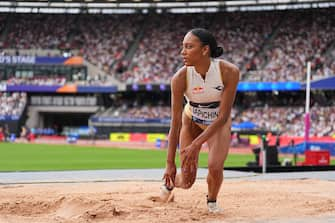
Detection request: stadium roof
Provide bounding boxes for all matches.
[0,0,334,13]
[4,0,335,3]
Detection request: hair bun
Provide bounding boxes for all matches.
[213,47,223,58]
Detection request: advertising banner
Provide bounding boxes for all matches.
[0,56,35,64]
[6,85,117,93]
[110,133,130,142]
[130,133,147,142]
[7,85,60,92]
[146,133,167,143]
[249,135,260,145]
[0,56,83,65]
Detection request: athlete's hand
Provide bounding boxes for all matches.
[163,161,176,188]
[181,143,201,175]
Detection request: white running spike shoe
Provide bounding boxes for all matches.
[207,201,223,213]
[159,185,174,202]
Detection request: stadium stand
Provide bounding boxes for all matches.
[3,14,77,50]
[245,9,335,82]
[77,14,144,76]
[0,8,334,138]
[0,92,27,117]
[115,13,213,84]
[1,8,334,84]
[6,76,66,86]
[91,91,335,137]
[210,11,282,75]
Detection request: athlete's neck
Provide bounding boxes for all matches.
[194,58,211,78]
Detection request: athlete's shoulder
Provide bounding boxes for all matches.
[171,66,187,83]
[217,59,240,83]
[170,66,187,93]
[217,59,240,75]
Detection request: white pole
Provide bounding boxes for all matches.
[304,62,311,149]
[262,149,266,174]
[305,62,311,114]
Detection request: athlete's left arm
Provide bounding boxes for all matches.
[191,61,240,148]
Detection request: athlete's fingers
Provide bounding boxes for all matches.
[163,174,169,186]
[162,174,170,187]
[169,177,175,188]
[166,176,174,188]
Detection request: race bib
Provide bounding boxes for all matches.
[190,106,219,125]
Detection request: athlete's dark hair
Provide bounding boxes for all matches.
[190,28,223,58]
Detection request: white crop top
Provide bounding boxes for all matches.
[184,59,224,125]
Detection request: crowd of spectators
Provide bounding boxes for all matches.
[236,106,335,137]
[96,90,335,137]
[2,13,143,78]
[233,92,335,136]
[77,14,144,76]
[98,95,171,119]
[210,11,281,75]
[97,103,334,137]
[1,10,334,138]
[244,9,335,82]
[321,48,335,79]
[116,9,335,83]
[109,105,171,119]
[0,92,27,117]
[0,9,334,84]
[3,14,77,50]
[2,74,109,86]
[116,13,213,84]
[5,76,66,86]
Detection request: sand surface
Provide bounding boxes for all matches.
[0,179,334,223]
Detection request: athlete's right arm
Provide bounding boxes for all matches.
[166,67,186,164]
[163,67,186,187]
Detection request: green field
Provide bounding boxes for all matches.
[0,143,255,172]
[0,143,334,172]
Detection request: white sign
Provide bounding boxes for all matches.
[0,56,36,64]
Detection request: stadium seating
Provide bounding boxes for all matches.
[1,9,334,138]
[1,8,334,84]
[0,92,27,117]
[92,101,335,137]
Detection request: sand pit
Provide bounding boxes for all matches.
[0,179,334,223]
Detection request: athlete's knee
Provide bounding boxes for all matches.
[207,163,223,179]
